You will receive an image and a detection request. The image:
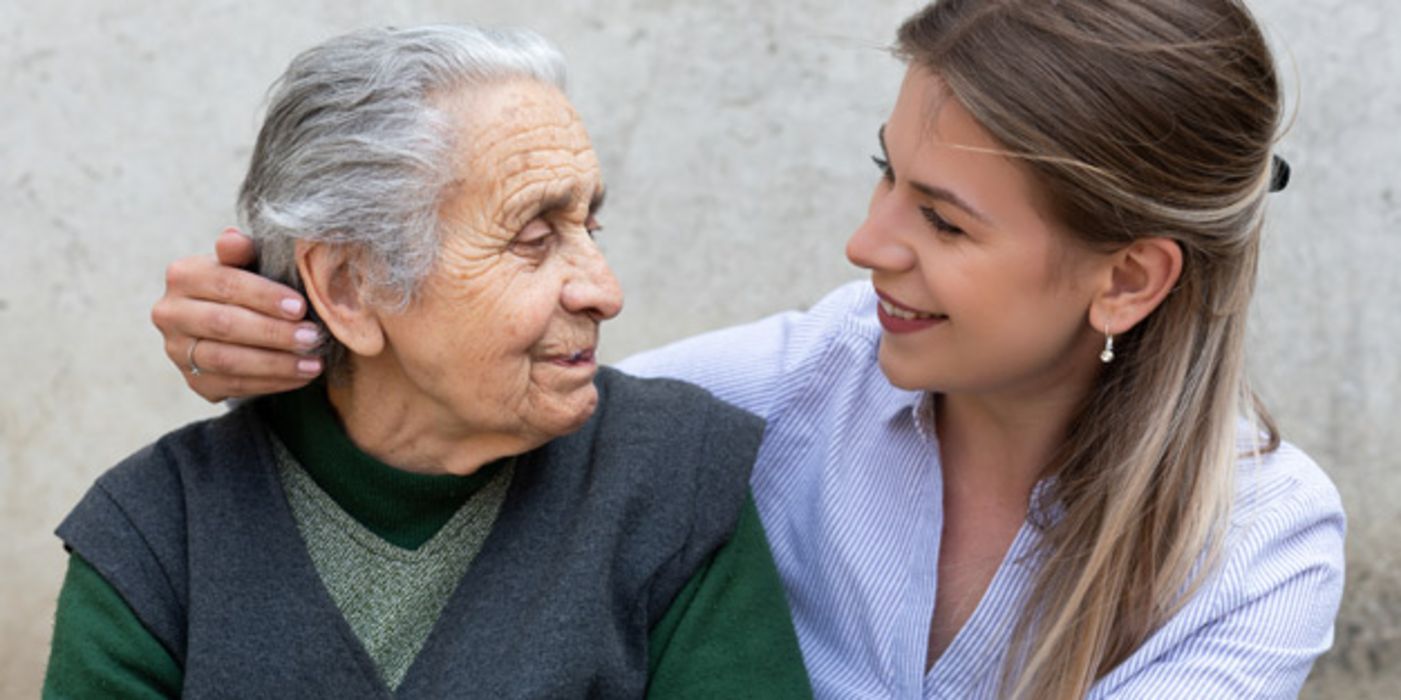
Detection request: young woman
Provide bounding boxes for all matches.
[148,1,1343,697]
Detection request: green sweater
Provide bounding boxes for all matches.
[45,385,812,698]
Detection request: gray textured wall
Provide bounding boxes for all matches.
[2,1,1395,697]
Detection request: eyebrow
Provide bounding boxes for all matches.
[878,124,991,225]
[536,185,607,219]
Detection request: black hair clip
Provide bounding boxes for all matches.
[1269,154,1290,193]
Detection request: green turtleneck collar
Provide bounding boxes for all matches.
[256,382,506,550]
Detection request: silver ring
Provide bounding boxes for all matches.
[187,338,203,376]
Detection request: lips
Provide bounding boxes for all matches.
[874,289,948,334]
[549,347,597,367]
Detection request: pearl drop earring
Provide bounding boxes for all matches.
[1099,324,1115,364]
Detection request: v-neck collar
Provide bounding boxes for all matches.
[239,406,530,698]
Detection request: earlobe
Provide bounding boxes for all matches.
[1089,237,1183,335]
[295,241,385,357]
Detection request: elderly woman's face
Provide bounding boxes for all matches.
[375,79,622,447]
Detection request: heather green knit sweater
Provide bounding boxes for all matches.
[45,385,811,698]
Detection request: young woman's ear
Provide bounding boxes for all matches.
[295,241,385,357]
[1089,236,1183,335]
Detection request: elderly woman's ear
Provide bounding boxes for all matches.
[295,240,386,357]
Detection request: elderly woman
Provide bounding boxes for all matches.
[45,26,810,698]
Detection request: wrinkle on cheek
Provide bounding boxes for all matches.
[440,266,549,350]
[433,239,497,284]
[423,233,534,323]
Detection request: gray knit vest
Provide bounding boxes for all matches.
[57,368,763,698]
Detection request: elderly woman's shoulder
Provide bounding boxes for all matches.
[81,405,268,515]
[595,366,765,437]
[57,406,268,625]
[579,368,764,508]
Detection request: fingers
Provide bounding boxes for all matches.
[176,337,321,403]
[214,227,259,268]
[153,228,320,402]
[178,336,322,380]
[154,251,321,398]
[163,253,307,324]
[156,296,322,355]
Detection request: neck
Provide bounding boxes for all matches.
[936,365,1097,502]
[327,356,537,477]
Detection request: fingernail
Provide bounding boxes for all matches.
[294,326,321,348]
[280,298,305,317]
[297,358,322,376]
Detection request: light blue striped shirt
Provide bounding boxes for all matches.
[619,281,1345,699]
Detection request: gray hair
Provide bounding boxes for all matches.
[238,25,567,315]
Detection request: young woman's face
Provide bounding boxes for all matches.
[846,66,1109,398]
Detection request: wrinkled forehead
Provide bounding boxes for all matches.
[438,80,600,197]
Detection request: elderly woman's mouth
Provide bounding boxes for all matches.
[549,348,597,368]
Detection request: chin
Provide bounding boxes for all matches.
[877,343,936,391]
[882,368,934,392]
[540,384,601,439]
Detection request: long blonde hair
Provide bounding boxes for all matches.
[895,1,1282,697]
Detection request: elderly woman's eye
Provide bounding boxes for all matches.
[512,220,556,252]
[585,216,602,239]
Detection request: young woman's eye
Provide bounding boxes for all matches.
[920,206,965,236]
[871,155,894,183]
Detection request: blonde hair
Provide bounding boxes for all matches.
[896,1,1282,697]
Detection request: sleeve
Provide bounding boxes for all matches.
[646,494,813,699]
[55,453,189,659]
[615,282,864,422]
[44,554,182,699]
[1093,472,1346,699]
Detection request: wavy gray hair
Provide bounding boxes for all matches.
[239,25,567,313]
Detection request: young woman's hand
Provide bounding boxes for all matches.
[151,228,323,402]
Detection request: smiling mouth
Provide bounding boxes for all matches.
[875,290,948,320]
[878,299,948,321]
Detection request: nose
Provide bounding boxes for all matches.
[562,237,624,321]
[845,187,917,273]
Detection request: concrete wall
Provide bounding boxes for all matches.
[2,1,1395,696]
